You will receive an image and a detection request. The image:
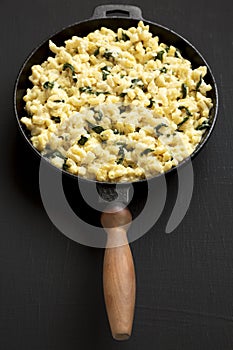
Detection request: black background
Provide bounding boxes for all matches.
[1,0,233,349]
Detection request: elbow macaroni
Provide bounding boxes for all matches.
[21,21,213,182]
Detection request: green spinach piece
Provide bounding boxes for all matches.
[121,32,130,41]
[62,158,69,171]
[63,63,75,75]
[196,121,210,130]
[43,81,54,89]
[78,135,88,146]
[79,86,93,94]
[51,116,61,123]
[63,63,77,82]
[155,123,168,136]
[178,106,192,116]
[181,83,187,99]
[155,51,165,61]
[160,67,167,73]
[116,157,124,165]
[140,148,154,156]
[196,75,203,91]
[120,92,127,97]
[94,47,100,56]
[103,50,115,60]
[94,110,103,121]
[101,66,111,80]
[177,116,189,128]
[92,125,105,134]
[45,150,65,159]
[148,98,154,108]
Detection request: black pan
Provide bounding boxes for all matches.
[14,4,219,341]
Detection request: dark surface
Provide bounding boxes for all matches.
[0,0,232,349]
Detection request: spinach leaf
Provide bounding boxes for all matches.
[78,135,88,146]
[196,75,202,91]
[119,106,127,114]
[92,126,105,134]
[62,158,69,171]
[130,78,146,92]
[118,145,125,158]
[45,150,65,159]
[178,106,193,116]
[94,91,110,96]
[116,157,124,165]
[101,66,111,80]
[148,98,154,108]
[130,78,145,88]
[177,116,189,128]
[160,67,167,73]
[155,51,165,61]
[94,110,103,121]
[181,83,187,99]
[196,121,210,130]
[131,78,142,84]
[63,63,75,75]
[116,142,134,151]
[63,63,77,82]
[51,116,61,123]
[120,92,127,97]
[79,86,93,94]
[103,50,115,60]
[121,32,130,41]
[94,47,100,56]
[140,148,154,156]
[116,145,125,164]
[86,120,105,134]
[43,81,54,89]
[155,123,168,136]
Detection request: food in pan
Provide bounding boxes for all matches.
[21,21,213,182]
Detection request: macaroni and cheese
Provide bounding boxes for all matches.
[21,21,213,182]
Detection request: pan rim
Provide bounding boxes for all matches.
[14,15,219,186]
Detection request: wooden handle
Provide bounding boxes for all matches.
[101,204,136,341]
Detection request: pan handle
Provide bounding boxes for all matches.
[92,4,142,20]
[101,203,136,340]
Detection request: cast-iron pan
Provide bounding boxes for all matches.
[14,4,218,340]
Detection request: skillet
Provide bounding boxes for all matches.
[14,4,218,340]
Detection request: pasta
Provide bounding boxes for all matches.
[21,21,213,182]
